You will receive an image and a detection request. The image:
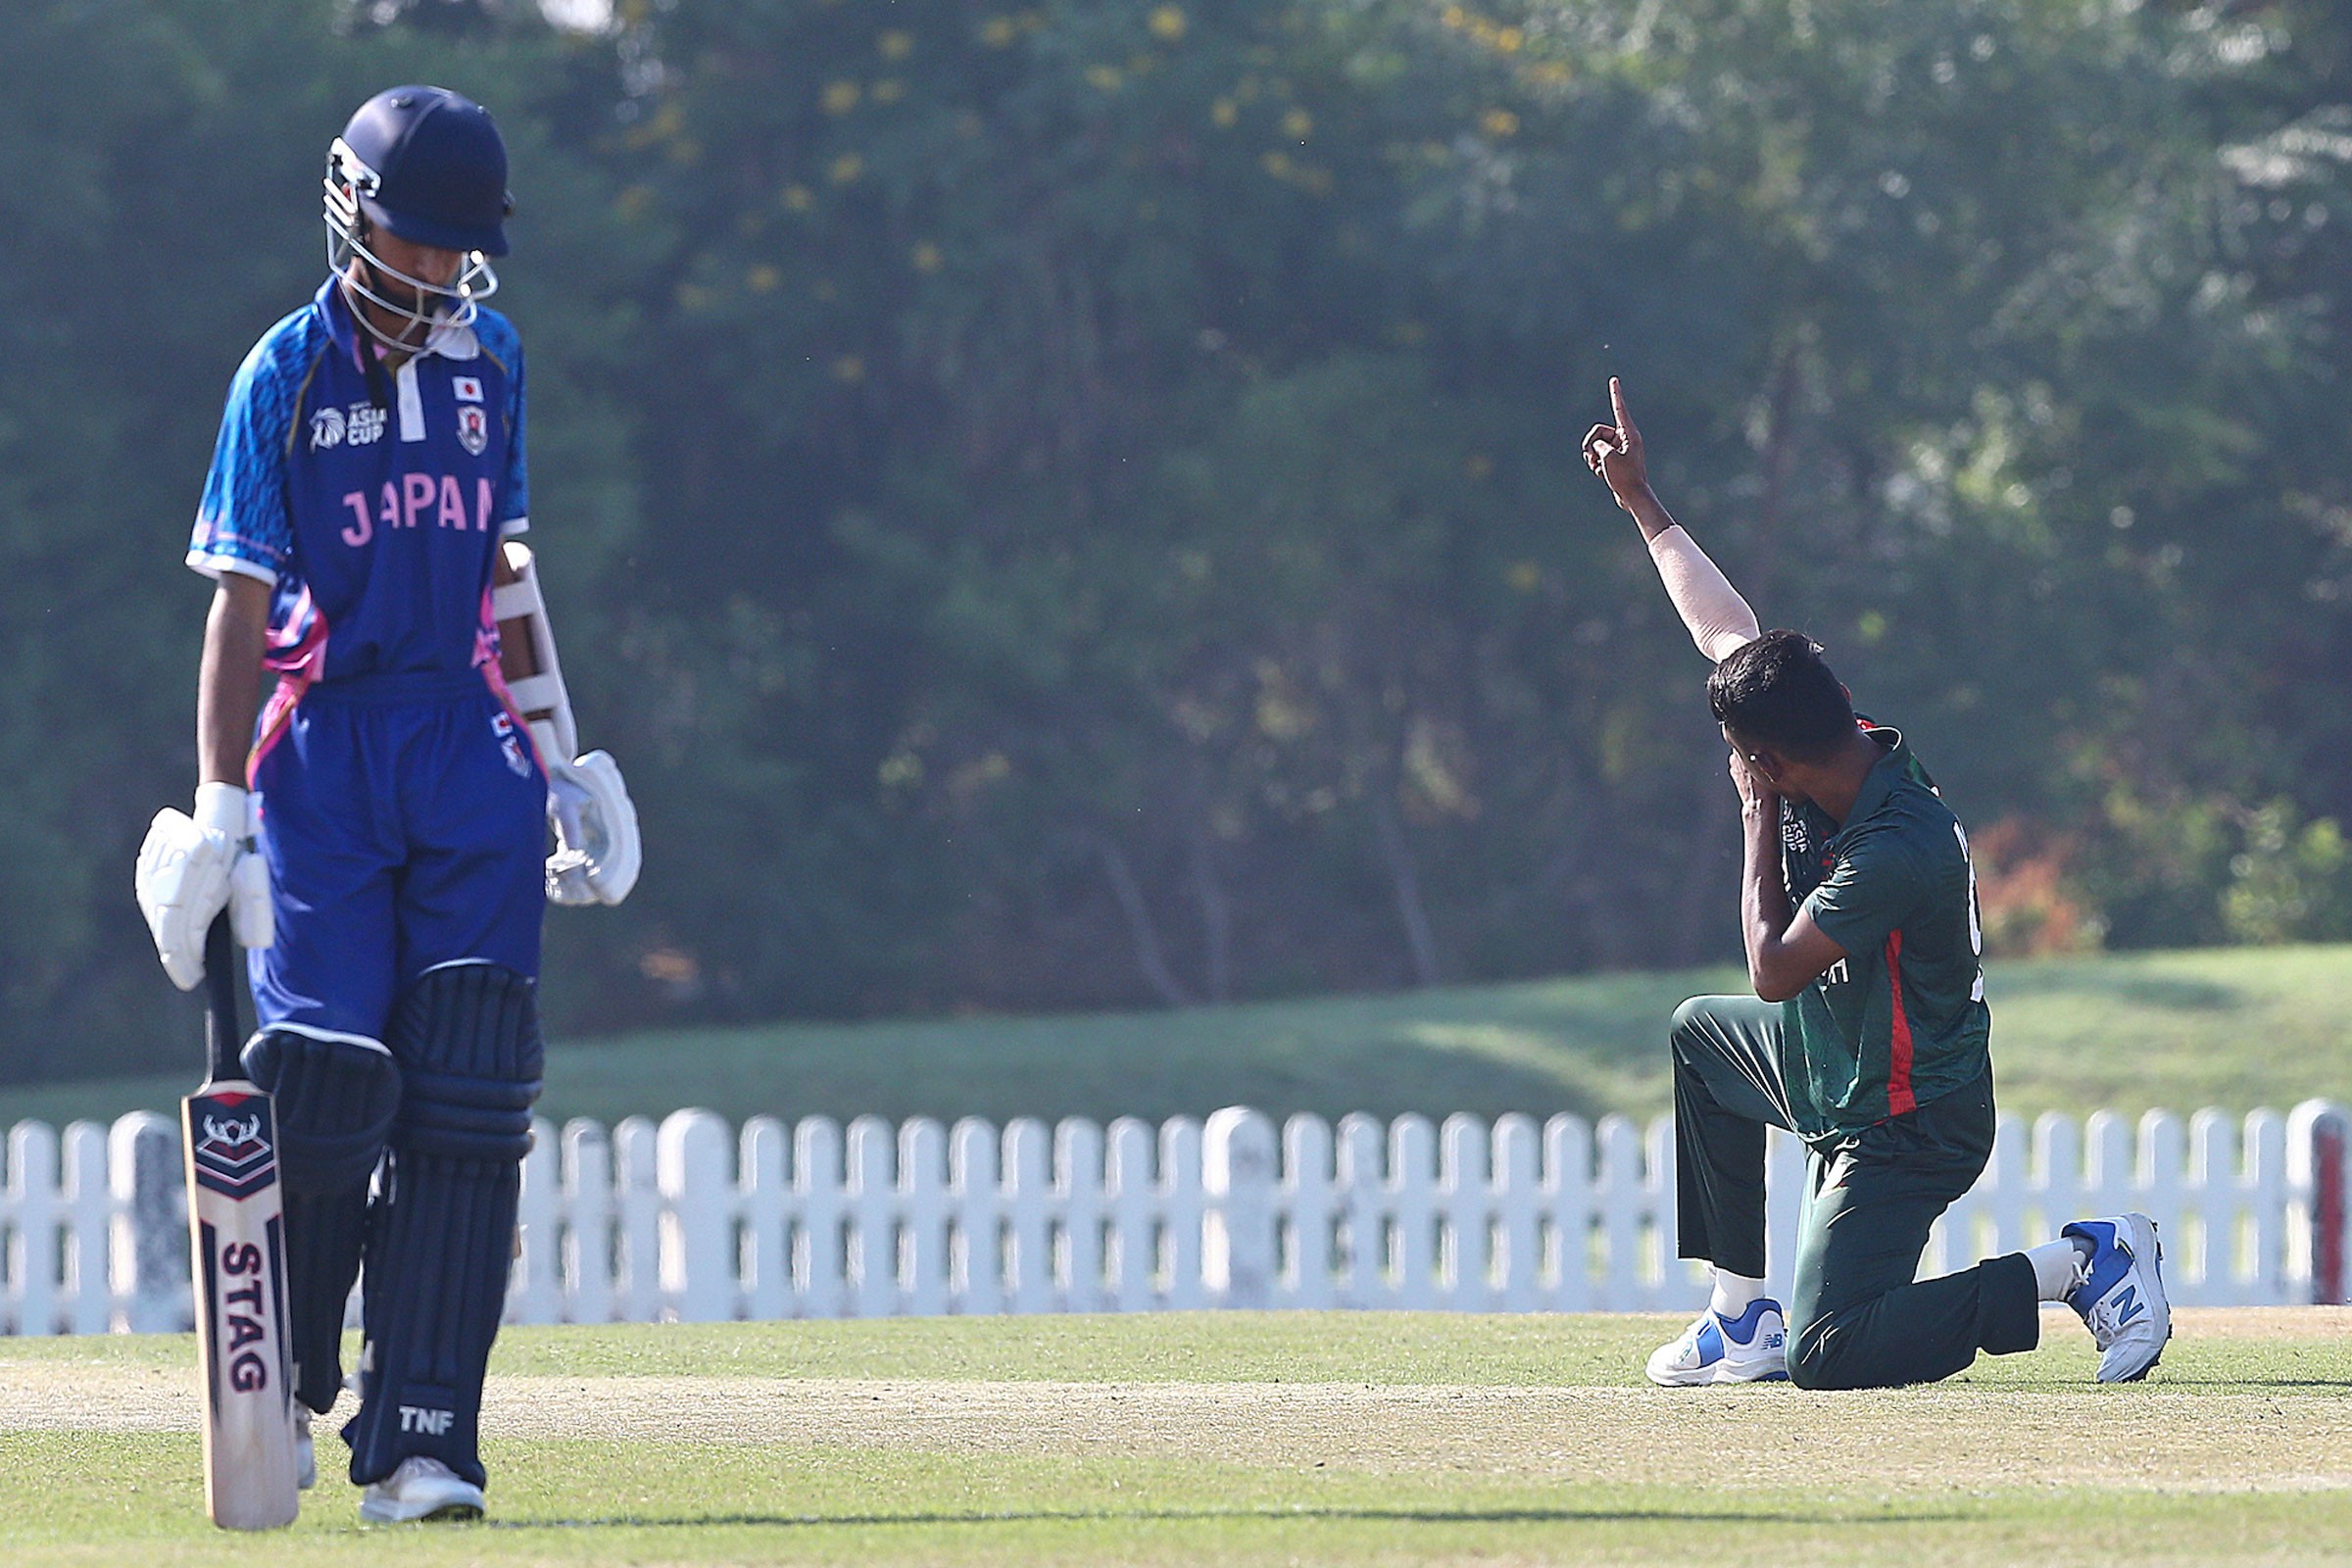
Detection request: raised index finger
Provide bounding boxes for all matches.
[1609,376,1636,435]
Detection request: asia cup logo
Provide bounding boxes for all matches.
[309,406,346,450]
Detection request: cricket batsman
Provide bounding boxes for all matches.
[134,85,639,1520]
[1583,379,2170,1390]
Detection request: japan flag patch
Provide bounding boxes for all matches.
[457,405,490,456]
[453,375,484,403]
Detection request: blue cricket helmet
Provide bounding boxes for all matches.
[331,85,512,257]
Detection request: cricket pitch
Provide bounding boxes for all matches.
[2,1307,2347,1565]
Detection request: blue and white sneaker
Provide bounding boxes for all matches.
[2063,1212,2171,1384]
[1645,1298,1789,1387]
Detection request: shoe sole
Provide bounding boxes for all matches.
[1646,1360,1790,1388]
[2100,1214,2172,1384]
[360,1500,484,1524]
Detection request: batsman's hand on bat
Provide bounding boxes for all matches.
[1582,376,1654,516]
[135,782,272,989]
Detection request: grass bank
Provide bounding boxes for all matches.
[5,945,2347,1129]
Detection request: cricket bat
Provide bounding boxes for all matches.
[181,913,300,1529]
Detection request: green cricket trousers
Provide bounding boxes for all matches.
[1670,995,2041,1389]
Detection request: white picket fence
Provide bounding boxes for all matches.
[3,1102,2346,1335]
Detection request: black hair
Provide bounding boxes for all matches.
[1706,628,1855,762]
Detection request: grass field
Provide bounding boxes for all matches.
[8,944,2352,1131]
[3,1310,2349,1566]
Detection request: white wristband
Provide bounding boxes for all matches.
[193,781,248,839]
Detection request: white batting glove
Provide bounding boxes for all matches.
[534,723,641,906]
[134,783,272,990]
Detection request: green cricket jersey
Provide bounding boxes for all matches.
[1776,725,1990,1139]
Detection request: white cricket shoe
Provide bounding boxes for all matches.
[294,1406,317,1491]
[2063,1212,2171,1383]
[359,1456,485,1523]
[1645,1298,1790,1386]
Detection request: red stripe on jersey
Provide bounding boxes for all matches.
[247,590,329,784]
[1886,929,1917,1117]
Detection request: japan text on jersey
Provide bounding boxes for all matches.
[187,276,529,695]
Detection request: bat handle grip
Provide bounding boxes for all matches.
[203,913,243,1085]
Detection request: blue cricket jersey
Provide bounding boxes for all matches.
[188,276,528,730]
[191,278,549,1043]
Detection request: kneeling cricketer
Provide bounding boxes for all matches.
[1583,378,2170,1393]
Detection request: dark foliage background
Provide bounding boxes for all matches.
[8,0,2352,1080]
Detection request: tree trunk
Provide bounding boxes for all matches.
[1084,831,1194,1008]
[1187,825,1234,1004]
[1368,793,1443,987]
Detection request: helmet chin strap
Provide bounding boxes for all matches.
[336,220,444,414]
